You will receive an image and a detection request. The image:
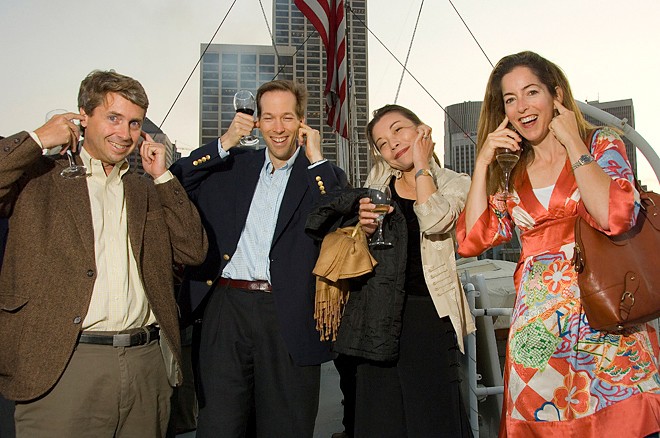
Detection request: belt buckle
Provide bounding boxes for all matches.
[113,333,132,347]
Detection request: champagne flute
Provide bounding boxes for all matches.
[368,184,393,248]
[496,147,520,197]
[233,90,259,146]
[45,109,88,179]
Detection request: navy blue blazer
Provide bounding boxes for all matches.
[171,141,348,366]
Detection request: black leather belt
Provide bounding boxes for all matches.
[78,325,160,347]
[218,278,272,292]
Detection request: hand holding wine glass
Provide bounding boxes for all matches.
[233,90,259,146]
[367,184,393,248]
[42,109,88,179]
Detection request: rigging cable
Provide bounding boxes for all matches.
[258,0,281,62]
[447,0,493,68]
[394,0,425,103]
[347,4,476,146]
[158,0,239,130]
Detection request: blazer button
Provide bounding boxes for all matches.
[206,279,213,286]
[315,176,321,182]
[3,146,10,152]
[193,160,199,166]
[206,155,211,160]
[13,138,20,144]
[87,270,94,277]
[317,181,324,187]
[223,254,230,261]
[73,316,82,324]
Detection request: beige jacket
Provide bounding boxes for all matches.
[366,159,476,353]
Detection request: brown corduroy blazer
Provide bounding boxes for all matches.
[0,132,208,401]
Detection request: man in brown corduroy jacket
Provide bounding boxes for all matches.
[0,70,207,437]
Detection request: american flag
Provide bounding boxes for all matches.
[294,0,349,139]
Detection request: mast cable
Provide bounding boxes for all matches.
[347,4,477,146]
[158,0,239,130]
[394,0,425,103]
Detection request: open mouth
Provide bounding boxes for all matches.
[270,136,289,146]
[109,141,131,151]
[520,115,538,125]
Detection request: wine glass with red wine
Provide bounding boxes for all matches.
[233,90,259,146]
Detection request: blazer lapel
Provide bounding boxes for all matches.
[124,173,147,262]
[53,168,95,261]
[272,151,309,246]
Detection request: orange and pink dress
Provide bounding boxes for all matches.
[457,127,660,437]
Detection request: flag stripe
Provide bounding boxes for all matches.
[294,0,349,139]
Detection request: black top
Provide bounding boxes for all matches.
[390,178,430,297]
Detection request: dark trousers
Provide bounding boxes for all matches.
[0,393,14,438]
[197,285,321,438]
[354,295,472,438]
[334,354,358,437]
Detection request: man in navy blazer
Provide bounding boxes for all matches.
[171,80,348,437]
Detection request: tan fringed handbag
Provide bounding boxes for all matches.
[572,183,660,332]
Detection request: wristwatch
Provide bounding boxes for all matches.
[571,154,595,170]
[415,168,432,179]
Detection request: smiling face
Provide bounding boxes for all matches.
[80,92,145,166]
[256,90,303,168]
[370,111,419,171]
[501,66,562,145]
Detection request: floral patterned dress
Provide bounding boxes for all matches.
[457,128,660,437]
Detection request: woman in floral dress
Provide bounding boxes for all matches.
[457,51,660,437]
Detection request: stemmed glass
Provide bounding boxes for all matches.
[233,90,259,146]
[45,109,88,179]
[495,147,520,198]
[368,184,393,248]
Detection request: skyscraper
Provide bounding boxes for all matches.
[199,0,370,186]
[584,99,637,177]
[443,101,481,175]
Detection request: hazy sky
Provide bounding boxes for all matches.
[1,0,658,189]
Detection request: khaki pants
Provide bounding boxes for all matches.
[15,340,172,438]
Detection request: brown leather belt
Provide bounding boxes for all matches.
[218,278,272,292]
[78,325,160,347]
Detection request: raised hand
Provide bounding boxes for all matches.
[548,100,581,148]
[221,112,256,150]
[34,112,83,152]
[298,122,323,163]
[412,124,434,169]
[140,132,167,179]
[475,116,522,169]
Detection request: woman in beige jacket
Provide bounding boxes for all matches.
[354,104,475,437]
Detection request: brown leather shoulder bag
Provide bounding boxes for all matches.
[573,185,660,332]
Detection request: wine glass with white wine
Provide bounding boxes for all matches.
[495,147,520,198]
[45,109,88,179]
[368,184,393,248]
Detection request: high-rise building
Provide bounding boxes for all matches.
[584,99,637,176]
[199,0,370,186]
[444,101,481,175]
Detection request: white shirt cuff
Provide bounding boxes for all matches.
[218,139,229,159]
[308,159,327,169]
[28,131,44,149]
[154,170,174,184]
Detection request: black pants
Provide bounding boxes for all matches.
[334,354,358,436]
[0,393,15,438]
[196,285,321,438]
[354,295,472,438]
